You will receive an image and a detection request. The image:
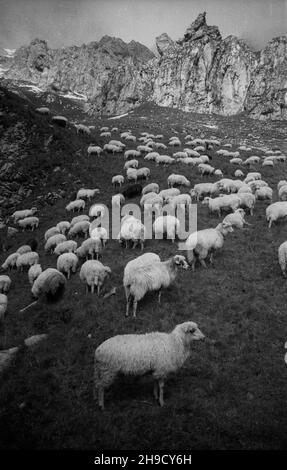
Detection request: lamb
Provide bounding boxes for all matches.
[144,152,160,161]
[16,245,32,255]
[0,275,11,293]
[56,221,71,235]
[167,174,190,188]
[76,189,100,201]
[1,252,19,270]
[94,321,204,409]
[28,264,42,286]
[112,194,125,207]
[54,240,78,256]
[0,294,8,322]
[18,216,39,231]
[278,241,287,277]
[255,187,273,202]
[89,204,105,219]
[104,144,122,154]
[87,145,103,156]
[70,215,90,227]
[66,199,85,213]
[90,226,108,247]
[230,158,243,165]
[123,253,161,301]
[57,253,78,279]
[68,220,90,239]
[223,209,250,229]
[44,226,60,241]
[45,234,67,254]
[79,260,111,294]
[11,207,37,223]
[112,175,124,187]
[16,252,39,271]
[184,221,233,270]
[124,150,141,160]
[266,202,287,228]
[216,178,237,194]
[124,255,188,317]
[142,183,159,195]
[31,268,66,301]
[124,159,139,170]
[76,238,102,260]
[153,215,180,243]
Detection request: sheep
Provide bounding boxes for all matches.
[118,217,146,250]
[112,194,125,207]
[16,252,39,271]
[35,106,50,115]
[144,152,159,162]
[153,215,180,243]
[0,275,11,293]
[202,195,241,217]
[70,215,90,227]
[169,139,181,147]
[12,207,37,223]
[28,264,42,286]
[198,163,215,177]
[223,209,250,229]
[278,180,287,191]
[31,268,66,301]
[126,168,138,183]
[124,255,188,318]
[87,145,103,156]
[199,155,210,164]
[68,220,90,239]
[154,143,167,151]
[142,183,159,195]
[173,151,188,160]
[44,226,60,241]
[90,226,108,247]
[66,199,85,213]
[79,260,111,295]
[155,155,175,165]
[234,169,244,178]
[266,202,287,228]
[123,253,161,301]
[104,144,122,154]
[140,192,159,206]
[190,183,218,202]
[0,294,8,322]
[121,184,142,199]
[278,241,287,277]
[242,156,260,166]
[100,127,109,132]
[94,320,204,409]
[136,167,150,181]
[18,217,39,231]
[143,196,163,214]
[166,194,192,209]
[54,240,78,256]
[51,115,68,127]
[238,185,253,195]
[76,237,102,260]
[109,140,126,150]
[89,204,105,219]
[183,148,200,158]
[76,189,100,201]
[16,245,32,255]
[255,187,273,202]
[237,193,256,215]
[279,185,287,201]
[124,159,139,171]
[167,174,190,188]
[100,131,111,138]
[230,158,243,165]
[1,252,19,270]
[112,175,124,187]
[56,221,71,235]
[244,172,261,184]
[216,178,237,194]
[124,150,141,160]
[137,145,152,154]
[76,124,91,135]
[57,253,78,279]
[262,159,274,167]
[159,188,180,201]
[184,221,233,270]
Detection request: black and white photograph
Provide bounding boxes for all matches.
[0,0,287,456]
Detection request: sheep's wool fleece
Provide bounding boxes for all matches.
[129,261,176,301]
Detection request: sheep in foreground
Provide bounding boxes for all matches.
[94,321,205,409]
[123,253,161,301]
[125,255,188,317]
[66,199,85,213]
[255,187,273,202]
[159,188,180,201]
[90,226,108,247]
[54,240,78,256]
[124,159,139,171]
[16,252,39,271]
[79,260,111,295]
[28,264,42,286]
[11,207,37,223]
[0,294,8,322]
[190,183,218,201]
[0,275,11,293]
[68,220,90,239]
[1,252,19,270]
[184,221,233,270]
[118,217,146,250]
[266,202,287,228]
[18,217,39,231]
[31,268,66,301]
[57,253,78,279]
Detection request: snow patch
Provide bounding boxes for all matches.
[4,48,16,57]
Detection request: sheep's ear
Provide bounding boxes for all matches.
[105,266,111,274]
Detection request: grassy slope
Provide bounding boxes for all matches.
[1,90,287,449]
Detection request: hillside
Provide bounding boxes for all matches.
[1,88,287,449]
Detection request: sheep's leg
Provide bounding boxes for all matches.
[158,379,165,407]
[199,257,207,268]
[97,284,101,296]
[125,295,131,317]
[86,284,89,295]
[158,289,162,305]
[132,300,138,318]
[67,270,71,280]
[91,284,94,294]
[153,380,159,400]
[98,387,105,410]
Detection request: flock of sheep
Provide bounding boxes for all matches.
[1,115,287,409]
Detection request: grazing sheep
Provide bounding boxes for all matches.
[153,215,180,243]
[0,275,11,293]
[121,184,142,199]
[279,185,287,201]
[140,192,160,206]
[56,221,71,235]
[31,268,66,301]
[124,159,139,171]
[142,183,159,195]
[1,252,19,270]
[126,168,138,183]
[244,172,261,184]
[234,169,244,178]
[168,174,190,188]
[79,260,111,294]
[137,145,153,154]
[66,199,85,213]
[68,220,90,239]
[144,152,160,162]
[57,253,78,279]
[0,294,8,322]
[18,217,39,231]
[88,145,102,156]
[90,226,108,247]
[266,202,287,228]
[45,234,67,254]
[202,195,241,217]
[94,321,205,409]
[118,217,146,250]
[12,207,37,223]
[124,150,141,160]
[123,253,161,301]
[166,194,191,209]
[190,183,218,201]
[154,143,167,151]
[28,264,42,286]
[16,252,39,271]
[76,189,100,201]
[76,124,91,135]
[70,215,90,227]
[183,148,200,158]
[112,175,124,187]
[237,193,256,215]
[198,163,215,177]
[255,187,273,202]
[16,245,32,255]
[278,241,287,277]
[125,255,188,317]
[100,131,111,138]
[159,188,181,201]
[156,155,175,165]
[223,209,250,229]
[44,226,60,241]
[216,178,237,194]
[184,222,233,270]
[278,180,287,191]
[54,240,78,256]
[104,144,122,154]
[89,204,105,219]
[35,107,50,115]
[76,238,102,260]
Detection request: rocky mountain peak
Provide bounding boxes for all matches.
[155,33,176,56]
[178,11,221,44]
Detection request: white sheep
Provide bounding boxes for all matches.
[0,294,8,322]
[127,168,138,183]
[183,148,200,158]
[237,193,256,215]
[140,192,159,206]
[202,195,241,217]
[109,140,126,150]
[89,204,105,219]
[155,155,175,165]
[45,234,67,253]
[124,150,141,160]
[277,180,287,191]
[76,189,100,201]
[54,240,78,256]
[223,209,250,229]
[168,174,190,188]
[279,185,287,201]
[118,217,146,250]
[57,253,78,279]
[68,220,90,239]
[124,159,139,170]
[112,175,124,187]
[1,252,19,270]
[66,199,85,213]
[18,217,39,231]
[88,145,102,156]
[184,222,233,270]
[31,268,66,300]
[142,183,159,195]
[266,202,287,228]
[166,194,192,209]
[70,215,90,227]
[16,245,32,255]
[56,221,71,235]
[198,163,215,177]
[278,241,287,277]
[255,187,273,202]
[154,143,167,151]
[216,178,237,194]
[153,215,180,243]
[79,260,111,295]
[144,152,160,162]
[124,255,188,317]
[12,207,37,223]
[94,321,205,409]
[44,226,60,241]
[136,167,150,180]
[76,238,102,260]
[90,226,108,247]
[0,275,11,293]
[234,169,244,178]
[104,144,122,154]
[16,252,39,271]
[112,194,125,207]
[190,183,218,202]
[100,131,111,138]
[28,264,42,286]
[123,253,161,301]
[137,145,152,154]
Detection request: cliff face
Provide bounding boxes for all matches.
[3,12,287,120]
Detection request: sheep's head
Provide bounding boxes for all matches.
[219,221,233,235]
[202,197,210,206]
[31,207,38,215]
[174,321,205,346]
[173,255,189,270]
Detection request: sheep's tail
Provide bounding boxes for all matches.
[43,271,67,302]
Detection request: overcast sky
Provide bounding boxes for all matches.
[0,0,286,52]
